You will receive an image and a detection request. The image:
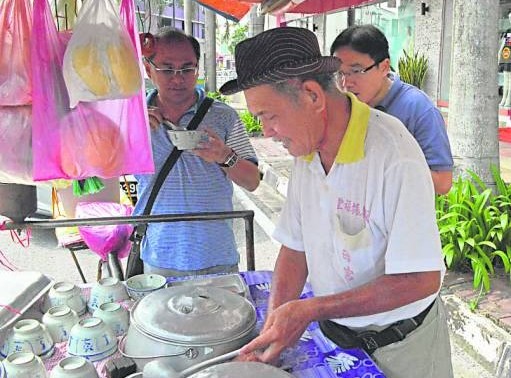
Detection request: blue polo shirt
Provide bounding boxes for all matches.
[134,88,257,270]
[377,73,453,171]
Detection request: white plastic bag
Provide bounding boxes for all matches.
[62,0,142,108]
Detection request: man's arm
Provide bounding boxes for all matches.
[241,256,441,363]
[193,129,260,191]
[431,170,452,195]
[222,158,260,192]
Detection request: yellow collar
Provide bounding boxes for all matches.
[303,92,370,164]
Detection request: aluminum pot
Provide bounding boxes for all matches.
[187,362,293,378]
[120,285,256,371]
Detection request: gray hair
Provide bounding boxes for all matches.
[270,73,338,102]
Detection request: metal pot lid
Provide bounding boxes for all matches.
[131,286,256,344]
[188,362,294,378]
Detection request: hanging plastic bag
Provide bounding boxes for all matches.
[0,106,33,184]
[31,0,154,181]
[62,0,142,108]
[0,0,32,106]
[76,202,134,261]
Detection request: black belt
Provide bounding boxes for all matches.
[319,300,435,355]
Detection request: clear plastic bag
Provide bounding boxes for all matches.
[31,0,154,181]
[62,0,142,108]
[0,0,32,106]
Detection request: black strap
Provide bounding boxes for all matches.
[319,299,435,355]
[132,97,214,239]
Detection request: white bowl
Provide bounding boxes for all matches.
[2,352,47,378]
[1,319,54,360]
[42,282,86,316]
[125,274,167,300]
[42,305,80,343]
[67,317,117,362]
[87,277,129,313]
[92,302,129,337]
[50,356,99,378]
[167,130,208,150]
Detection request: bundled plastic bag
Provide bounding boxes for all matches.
[0,0,32,105]
[62,0,142,108]
[76,202,134,261]
[0,106,34,184]
[31,0,154,181]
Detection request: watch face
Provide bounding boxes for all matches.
[227,152,239,167]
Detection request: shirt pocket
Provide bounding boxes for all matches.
[332,215,374,288]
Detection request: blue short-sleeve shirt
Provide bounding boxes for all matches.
[377,73,453,171]
[134,88,258,270]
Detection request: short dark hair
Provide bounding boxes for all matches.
[153,26,200,61]
[330,24,390,63]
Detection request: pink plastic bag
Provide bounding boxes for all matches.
[76,201,134,261]
[31,0,154,181]
[0,106,34,184]
[0,0,32,105]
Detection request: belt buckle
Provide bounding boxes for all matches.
[358,330,379,352]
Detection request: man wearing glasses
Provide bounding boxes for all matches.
[135,27,260,277]
[330,25,453,195]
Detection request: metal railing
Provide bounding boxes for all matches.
[3,211,256,280]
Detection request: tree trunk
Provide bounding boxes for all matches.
[184,0,193,35]
[204,9,217,92]
[448,0,500,184]
[248,6,264,37]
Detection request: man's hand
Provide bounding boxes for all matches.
[193,128,231,164]
[147,106,164,130]
[239,300,310,364]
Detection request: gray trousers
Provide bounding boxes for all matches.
[372,298,453,378]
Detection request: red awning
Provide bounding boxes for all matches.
[192,0,254,22]
[290,0,379,14]
[193,0,380,22]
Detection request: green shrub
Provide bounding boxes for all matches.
[207,91,228,103]
[239,110,262,135]
[398,50,428,89]
[436,166,511,307]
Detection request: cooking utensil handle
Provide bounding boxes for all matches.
[177,348,241,378]
[117,334,192,359]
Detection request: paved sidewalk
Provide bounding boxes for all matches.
[249,136,511,377]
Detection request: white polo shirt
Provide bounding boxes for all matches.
[273,93,445,328]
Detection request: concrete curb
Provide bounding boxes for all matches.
[259,161,289,198]
[442,293,511,376]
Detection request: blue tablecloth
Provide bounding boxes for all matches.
[237,271,386,378]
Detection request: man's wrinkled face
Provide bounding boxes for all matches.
[333,47,389,106]
[244,84,321,157]
[145,40,198,104]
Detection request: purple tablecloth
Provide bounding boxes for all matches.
[38,271,386,377]
[239,271,386,378]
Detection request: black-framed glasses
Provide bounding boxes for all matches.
[336,60,382,80]
[144,57,198,76]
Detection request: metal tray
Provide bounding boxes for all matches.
[167,273,248,297]
[0,271,54,340]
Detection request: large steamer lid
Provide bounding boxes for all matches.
[131,286,256,345]
[188,362,294,378]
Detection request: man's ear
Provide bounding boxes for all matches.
[302,80,325,112]
[380,58,392,75]
[143,60,152,80]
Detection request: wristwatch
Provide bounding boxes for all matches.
[218,150,239,168]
